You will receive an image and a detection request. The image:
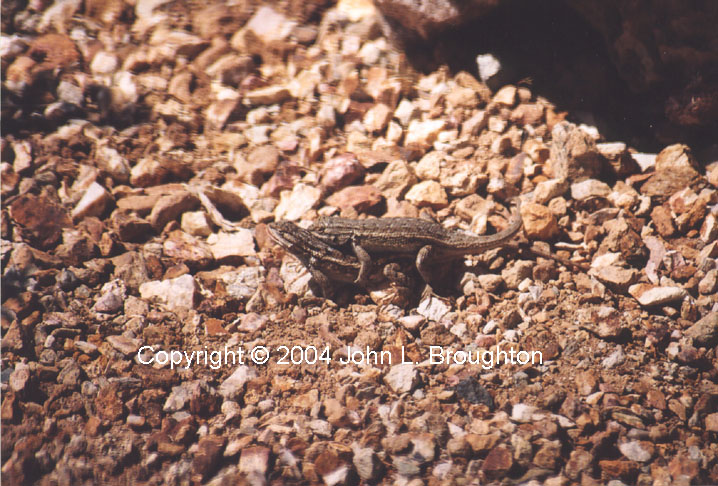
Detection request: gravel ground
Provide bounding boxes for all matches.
[2,1,718,485]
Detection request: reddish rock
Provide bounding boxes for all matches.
[192,435,226,479]
[482,446,513,477]
[9,193,71,249]
[326,185,383,213]
[320,153,365,194]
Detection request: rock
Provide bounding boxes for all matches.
[239,446,270,478]
[478,274,504,293]
[698,269,718,295]
[130,157,168,187]
[684,312,718,347]
[533,440,561,469]
[501,260,534,290]
[384,364,419,394]
[163,230,213,268]
[139,274,197,310]
[149,192,199,231]
[364,103,393,132]
[596,142,640,177]
[107,335,140,355]
[453,377,494,408]
[548,122,606,181]
[404,180,448,208]
[207,229,256,261]
[512,403,538,423]
[320,153,365,194]
[353,448,381,481]
[9,363,31,393]
[618,440,653,462]
[181,211,212,237]
[374,160,417,199]
[94,280,126,313]
[651,205,675,237]
[705,413,718,432]
[565,449,592,480]
[415,151,444,181]
[570,179,611,200]
[9,193,71,249]
[193,435,226,479]
[326,185,384,213]
[655,144,701,174]
[404,119,445,147]
[219,365,257,400]
[591,265,638,293]
[238,313,268,333]
[602,346,626,368]
[534,179,568,205]
[244,85,291,105]
[520,202,559,239]
[482,446,513,477]
[628,284,687,307]
[274,183,321,221]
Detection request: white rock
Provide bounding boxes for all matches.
[628,284,687,307]
[275,183,321,220]
[405,180,448,208]
[90,51,118,74]
[511,403,538,423]
[533,179,568,204]
[631,152,657,172]
[384,364,419,394]
[394,99,418,127]
[139,274,196,310]
[181,211,212,237]
[570,179,611,200]
[619,440,652,462]
[476,53,501,82]
[245,6,295,44]
[96,145,130,182]
[405,119,445,146]
[219,365,257,399]
[72,182,112,220]
[207,229,256,259]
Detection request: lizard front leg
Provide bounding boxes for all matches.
[415,245,436,285]
[351,240,373,286]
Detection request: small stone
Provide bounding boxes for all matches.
[628,283,687,307]
[684,312,718,347]
[493,85,516,106]
[570,179,611,200]
[405,180,448,208]
[219,365,257,400]
[149,192,199,231]
[244,85,290,105]
[384,364,419,394]
[309,419,332,437]
[512,404,538,422]
[405,119,445,147]
[415,151,444,181]
[238,446,270,476]
[521,202,559,239]
[238,313,268,333]
[655,143,701,174]
[90,51,118,74]
[130,157,167,187]
[243,6,295,45]
[353,448,381,481]
[163,230,213,268]
[320,153,365,193]
[477,274,504,293]
[9,363,31,393]
[501,261,534,290]
[533,440,561,469]
[618,440,653,462]
[565,449,592,480]
[596,142,640,177]
[193,435,226,479]
[534,179,568,204]
[602,346,626,368]
[631,153,656,172]
[364,103,393,132]
[181,211,212,237]
[705,413,718,432]
[651,205,675,237]
[207,229,256,260]
[275,183,321,221]
[591,266,639,293]
[326,185,384,213]
[698,269,718,295]
[139,274,197,310]
[107,335,140,355]
[482,446,512,477]
[374,160,417,199]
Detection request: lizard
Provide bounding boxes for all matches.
[266,220,413,299]
[308,199,523,287]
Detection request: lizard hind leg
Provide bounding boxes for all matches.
[415,245,436,285]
